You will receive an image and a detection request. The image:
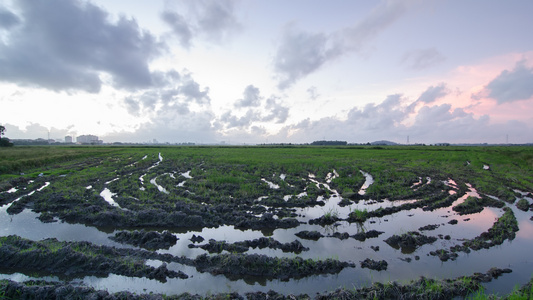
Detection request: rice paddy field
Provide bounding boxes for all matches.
[0,145,532,299]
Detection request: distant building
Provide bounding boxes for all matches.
[77,134,102,144]
[65,136,73,143]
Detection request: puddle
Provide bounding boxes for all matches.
[5,187,18,193]
[150,176,170,194]
[100,188,121,208]
[358,170,374,195]
[1,162,532,297]
[261,179,280,189]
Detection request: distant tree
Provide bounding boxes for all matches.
[0,125,13,147]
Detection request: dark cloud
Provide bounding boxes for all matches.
[220,87,290,130]
[161,11,193,48]
[401,48,446,70]
[414,104,454,125]
[483,60,533,103]
[220,110,260,129]
[122,70,210,117]
[234,85,261,108]
[0,7,20,28]
[179,76,211,104]
[124,96,141,116]
[273,1,412,89]
[162,0,241,47]
[263,96,289,123]
[273,25,340,89]
[0,0,164,93]
[196,0,241,42]
[416,83,449,103]
[342,0,410,51]
[346,94,407,131]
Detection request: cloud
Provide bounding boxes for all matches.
[179,74,211,104]
[273,1,413,89]
[0,7,20,28]
[122,70,210,118]
[105,109,217,143]
[0,0,164,93]
[234,85,261,108]
[3,123,72,140]
[346,94,408,131]
[482,60,533,103]
[341,0,411,51]
[161,11,193,48]
[263,96,289,123]
[273,25,340,89]
[196,0,241,42]
[270,91,529,145]
[219,86,290,130]
[402,47,446,70]
[307,86,320,100]
[162,0,241,47]
[416,83,449,104]
[219,109,259,129]
[124,96,142,116]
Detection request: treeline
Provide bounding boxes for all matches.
[310,140,347,146]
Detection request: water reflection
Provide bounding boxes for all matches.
[1,169,532,297]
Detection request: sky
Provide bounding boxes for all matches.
[1,0,532,145]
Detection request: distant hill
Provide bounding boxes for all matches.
[370,140,398,146]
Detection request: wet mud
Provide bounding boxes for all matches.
[0,267,522,299]
[110,230,178,250]
[1,146,532,297]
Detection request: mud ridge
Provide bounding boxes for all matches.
[188,237,309,254]
[384,231,437,253]
[0,235,188,282]
[193,253,355,281]
[0,267,519,299]
[110,229,178,250]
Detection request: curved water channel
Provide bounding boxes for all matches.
[1,156,532,297]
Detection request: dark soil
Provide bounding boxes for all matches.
[419,224,440,231]
[453,196,505,215]
[360,258,388,271]
[434,207,519,261]
[0,235,188,282]
[516,198,530,211]
[384,231,437,253]
[329,232,350,240]
[188,237,309,254]
[190,234,204,243]
[193,253,355,281]
[0,267,518,299]
[352,230,384,241]
[110,229,178,250]
[308,215,340,226]
[295,230,324,241]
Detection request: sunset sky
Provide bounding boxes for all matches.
[1,0,532,144]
